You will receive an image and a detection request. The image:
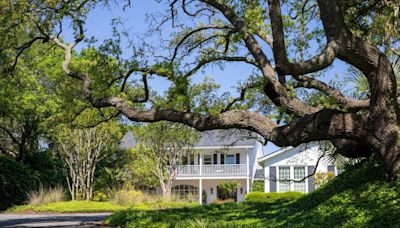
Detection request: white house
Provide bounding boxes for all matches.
[120,131,339,204]
[120,129,264,204]
[258,141,339,193]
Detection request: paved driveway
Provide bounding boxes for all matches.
[0,213,112,227]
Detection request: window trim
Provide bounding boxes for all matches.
[203,155,212,165]
[277,165,307,193]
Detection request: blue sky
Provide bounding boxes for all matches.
[63,1,353,154]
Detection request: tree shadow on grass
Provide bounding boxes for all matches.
[109,159,400,227]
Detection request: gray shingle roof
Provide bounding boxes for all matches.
[119,132,136,149]
[195,129,259,147]
[119,129,260,149]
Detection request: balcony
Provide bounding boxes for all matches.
[176,164,247,177]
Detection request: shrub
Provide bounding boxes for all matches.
[252,180,264,192]
[211,198,235,204]
[112,189,144,205]
[245,192,303,203]
[27,186,65,205]
[0,156,37,210]
[93,191,111,202]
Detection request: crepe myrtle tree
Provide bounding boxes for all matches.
[4,1,400,178]
[132,122,200,198]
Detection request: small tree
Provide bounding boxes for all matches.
[54,123,120,201]
[217,181,239,200]
[133,122,199,198]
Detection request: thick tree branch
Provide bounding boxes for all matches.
[268,0,339,77]
[317,0,399,121]
[200,0,318,116]
[292,75,370,110]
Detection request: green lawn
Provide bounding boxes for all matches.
[106,158,400,227]
[7,200,198,213]
[7,201,129,213]
[7,158,400,227]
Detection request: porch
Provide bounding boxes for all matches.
[176,164,247,177]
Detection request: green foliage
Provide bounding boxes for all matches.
[92,191,110,202]
[245,192,303,203]
[314,171,335,187]
[251,180,264,192]
[217,181,239,200]
[132,122,199,195]
[345,55,400,99]
[8,201,128,213]
[107,156,400,227]
[0,156,37,210]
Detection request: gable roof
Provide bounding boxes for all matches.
[258,146,293,163]
[119,132,136,149]
[119,129,260,149]
[258,141,324,164]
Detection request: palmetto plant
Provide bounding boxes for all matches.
[346,54,400,99]
[217,181,240,200]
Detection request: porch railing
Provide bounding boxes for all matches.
[176,164,247,176]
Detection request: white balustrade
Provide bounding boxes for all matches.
[175,164,247,177]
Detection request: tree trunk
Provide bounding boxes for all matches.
[160,182,172,198]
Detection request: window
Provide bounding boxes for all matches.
[172,185,198,200]
[203,155,212,165]
[278,167,290,192]
[181,156,188,165]
[293,167,306,192]
[226,154,235,164]
[190,155,195,165]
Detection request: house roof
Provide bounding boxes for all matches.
[119,129,260,149]
[258,146,293,163]
[119,132,136,149]
[253,169,265,180]
[195,129,259,148]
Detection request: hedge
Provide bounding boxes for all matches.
[245,192,303,203]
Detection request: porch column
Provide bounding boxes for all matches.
[198,179,202,204]
[246,149,250,193]
[199,152,202,175]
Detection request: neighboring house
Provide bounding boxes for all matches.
[120,129,264,204]
[258,141,339,193]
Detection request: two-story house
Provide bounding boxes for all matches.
[120,129,264,204]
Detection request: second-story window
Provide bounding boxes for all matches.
[204,155,212,165]
[226,154,235,164]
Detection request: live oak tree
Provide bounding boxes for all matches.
[132,122,199,198]
[3,1,400,178]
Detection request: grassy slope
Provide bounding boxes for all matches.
[107,158,400,227]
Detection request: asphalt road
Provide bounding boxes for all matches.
[0,213,112,227]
